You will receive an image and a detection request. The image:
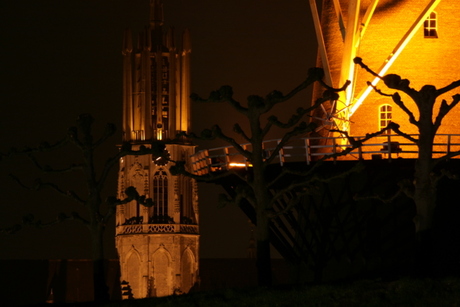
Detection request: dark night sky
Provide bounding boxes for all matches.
[0,1,317,259]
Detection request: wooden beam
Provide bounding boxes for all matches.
[356,0,379,47]
[337,0,360,133]
[332,0,346,41]
[309,0,333,86]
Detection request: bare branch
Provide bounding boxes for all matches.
[0,224,22,234]
[170,161,249,184]
[386,122,418,143]
[191,86,248,115]
[2,211,90,234]
[104,186,154,222]
[233,123,251,143]
[268,83,345,130]
[67,126,84,149]
[98,142,166,192]
[436,79,460,96]
[9,174,86,205]
[355,178,414,203]
[8,137,69,156]
[270,162,365,209]
[391,92,418,126]
[267,127,388,189]
[260,67,327,112]
[217,185,256,208]
[211,125,252,159]
[433,150,460,167]
[355,57,420,104]
[264,122,317,166]
[354,57,382,79]
[94,123,117,148]
[27,154,84,173]
[366,81,418,127]
[178,127,250,159]
[434,95,460,130]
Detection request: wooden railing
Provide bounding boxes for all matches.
[190,134,460,175]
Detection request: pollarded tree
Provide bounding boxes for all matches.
[355,57,460,238]
[1,114,165,302]
[171,67,387,286]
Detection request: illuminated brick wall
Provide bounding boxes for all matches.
[313,1,460,148]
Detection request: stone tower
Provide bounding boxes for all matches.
[310,0,460,150]
[115,0,199,298]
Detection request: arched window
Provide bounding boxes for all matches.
[153,169,168,218]
[379,104,392,134]
[424,11,438,38]
[179,176,194,224]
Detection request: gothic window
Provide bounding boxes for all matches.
[180,176,194,224]
[128,161,145,219]
[424,12,438,38]
[379,104,392,134]
[153,169,168,218]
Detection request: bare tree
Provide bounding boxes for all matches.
[171,67,389,286]
[1,114,164,302]
[355,57,460,238]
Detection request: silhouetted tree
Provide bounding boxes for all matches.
[355,57,460,238]
[171,68,388,286]
[1,114,164,302]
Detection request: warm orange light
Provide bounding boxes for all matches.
[228,162,252,168]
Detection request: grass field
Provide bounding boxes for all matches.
[37,277,460,307]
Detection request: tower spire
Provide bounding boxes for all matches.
[149,0,164,28]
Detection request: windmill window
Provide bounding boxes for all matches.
[424,12,438,38]
[379,104,392,134]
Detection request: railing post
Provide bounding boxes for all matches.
[358,137,363,160]
[278,140,284,166]
[243,144,249,170]
[387,134,392,162]
[333,137,337,164]
[224,147,230,170]
[447,134,451,155]
[204,149,212,174]
[305,138,311,165]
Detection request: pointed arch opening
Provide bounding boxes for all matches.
[150,169,171,223]
[125,248,142,298]
[180,248,196,293]
[151,248,172,297]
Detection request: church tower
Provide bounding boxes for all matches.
[115,0,199,298]
[310,0,460,157]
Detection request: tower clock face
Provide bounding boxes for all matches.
[154,149,170,166]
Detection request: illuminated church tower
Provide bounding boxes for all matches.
[115,0,199,298]
[310,0,460,155]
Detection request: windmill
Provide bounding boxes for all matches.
[309,0,442,143]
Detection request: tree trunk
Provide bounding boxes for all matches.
[91,226,110,302]
[414,128,436,235]
[256,208,272,286]
[413,126,436,274]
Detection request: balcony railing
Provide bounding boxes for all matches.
[116,223,199,235]
[190,134,460,175]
